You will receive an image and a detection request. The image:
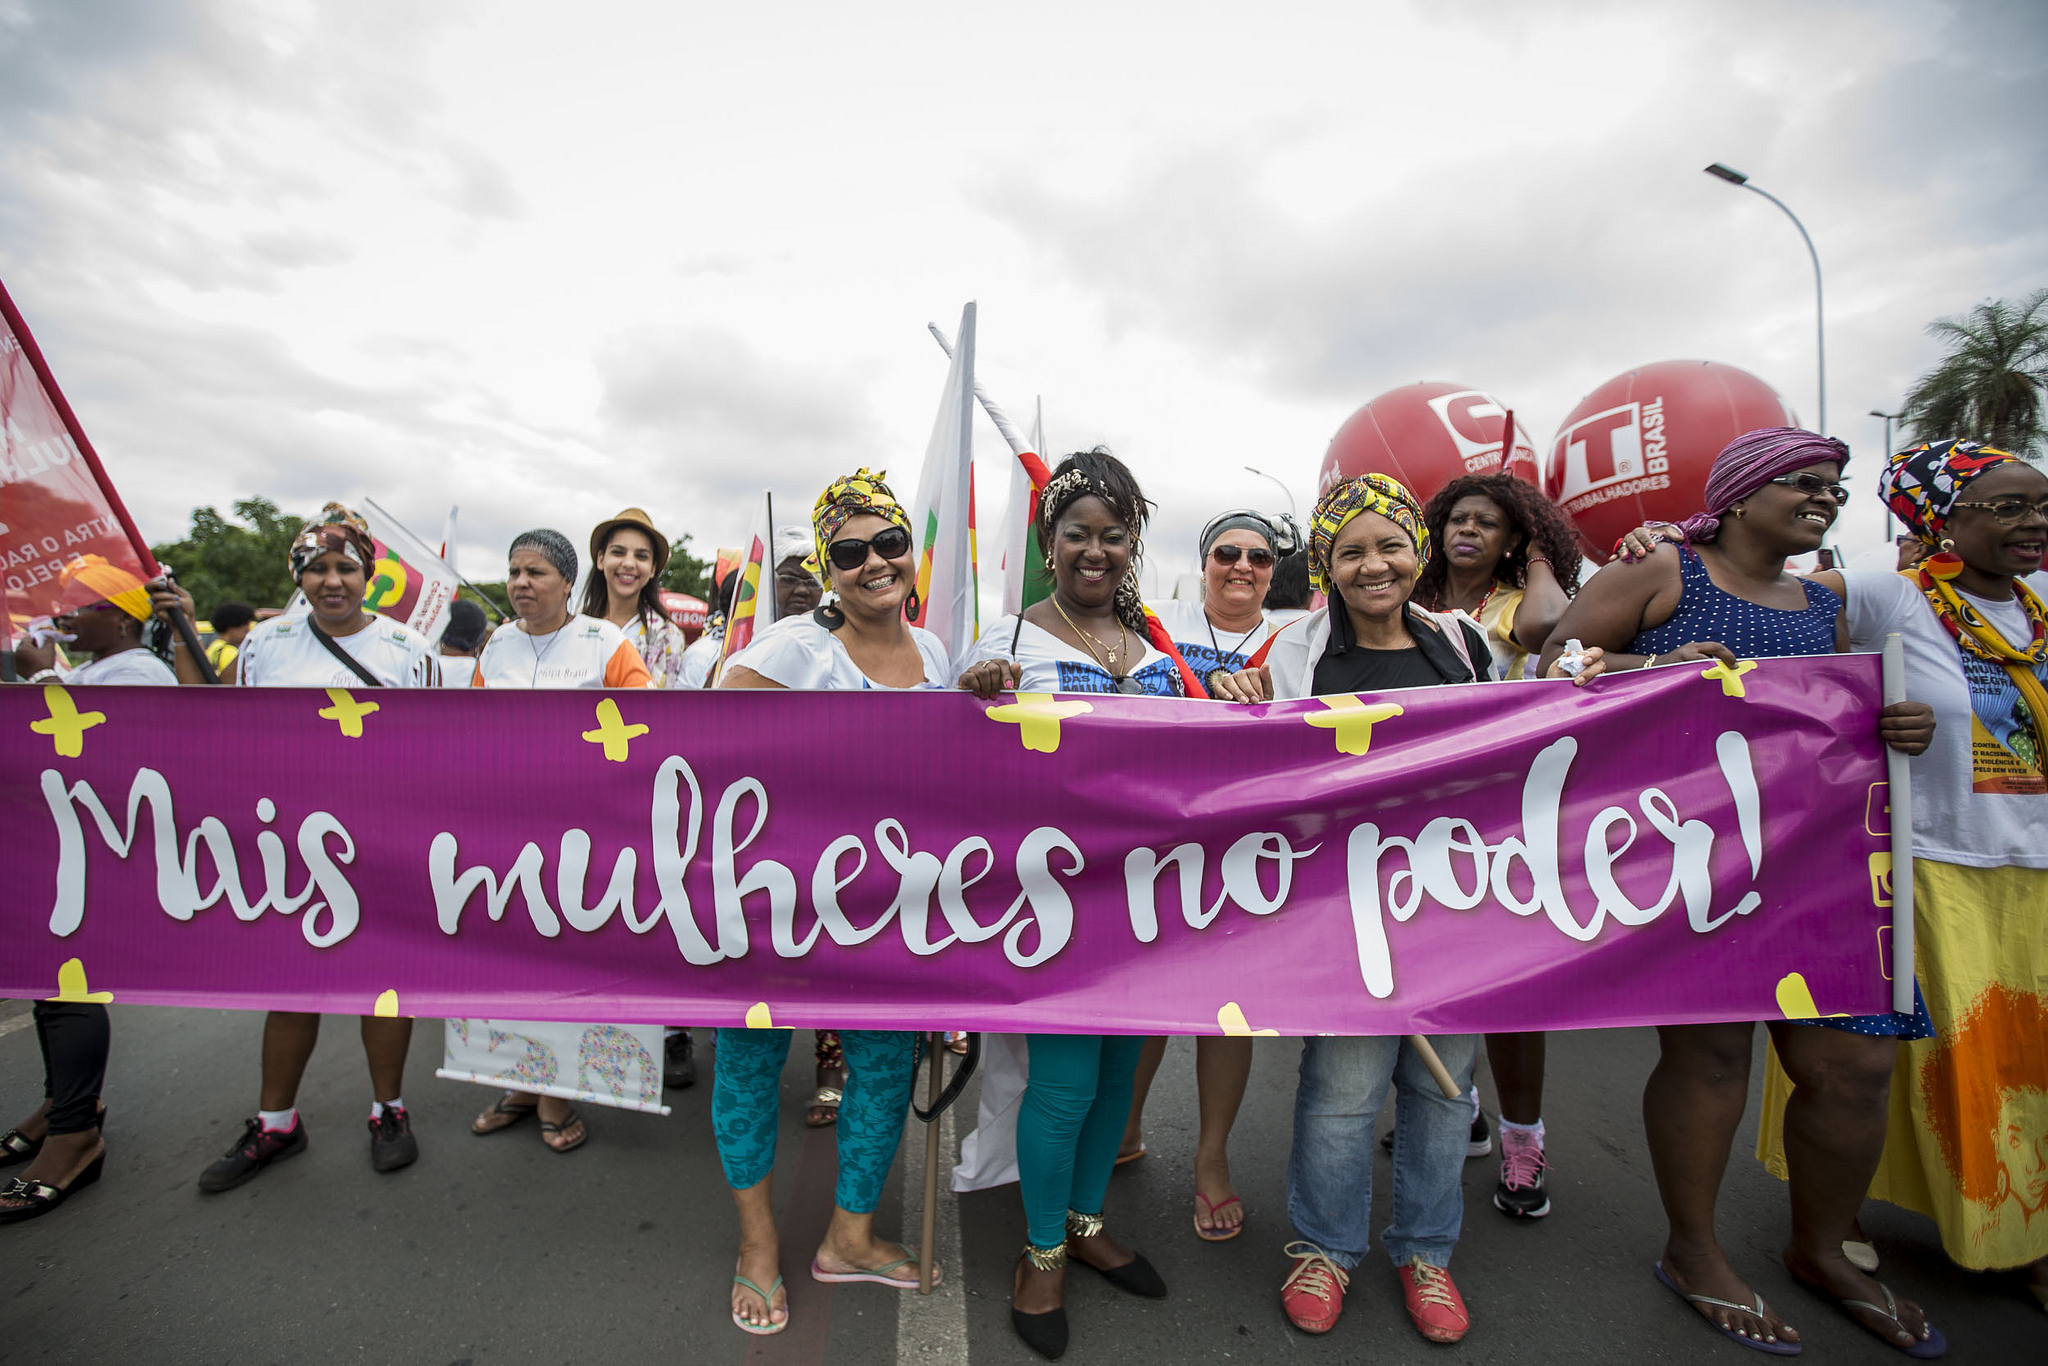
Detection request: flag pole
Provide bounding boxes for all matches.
[360,499,510,621]
[1883,633,1915,1013]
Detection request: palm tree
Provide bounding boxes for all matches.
[1902,289,2048,457]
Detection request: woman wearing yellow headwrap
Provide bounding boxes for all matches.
[1785,440,2048,1311]
[711,469,949,1337]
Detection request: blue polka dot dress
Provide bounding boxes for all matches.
[1631,545,1933,1040]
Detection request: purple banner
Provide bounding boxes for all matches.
[0,658,1896,1034]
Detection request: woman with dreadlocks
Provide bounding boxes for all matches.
[955,448,1193,1359]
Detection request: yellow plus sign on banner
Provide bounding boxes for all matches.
[985,693,1094,753]
[581,698,650,762]
[28,686,106,758]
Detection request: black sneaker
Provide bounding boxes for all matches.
[369,1107,418,1173]
[198,1117,308,1192]
[1492,1127,1551,1218]
[663,1029,697,1090]
[1468,1111,1492,1158]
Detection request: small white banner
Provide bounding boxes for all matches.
[437,1018,670,1115]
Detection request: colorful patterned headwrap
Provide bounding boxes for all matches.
[1675,427,1849,543]
[57,554,151,621]
[289,502,377,578]
[804,468,912,576]
[1308,473,1428,594]
[1878,439,2022,545]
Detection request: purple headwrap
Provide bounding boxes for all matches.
[1675,427,1849,542]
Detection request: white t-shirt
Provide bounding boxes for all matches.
[474,616,652,690]
[237,614,441,689]
[63,649,178,685]
[1841,568,2048,868]
[723,613,951,690]
[678,629,723,689]
[1148,598,1281,681]
[961,614,1182,696]
[437,655,480,689]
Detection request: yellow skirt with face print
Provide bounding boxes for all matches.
[1755,858,2048,1271]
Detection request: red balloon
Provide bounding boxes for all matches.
[1319,381,1540,508]
[1546,360,1795,563]
[659,589,708,642]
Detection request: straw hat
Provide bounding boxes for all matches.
[589,507,671,575]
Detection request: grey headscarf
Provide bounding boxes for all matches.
[510,528,577,583]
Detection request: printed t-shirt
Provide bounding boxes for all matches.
[724,613,951,690]
[1474,587,1529,680]
[1842,568,2048,868]
[473,616,652,690]
[618,612,691,689]
[961,615,1180,696]
[237,613,441,689]
[1148,598,1279,681]
[64,649,177,685]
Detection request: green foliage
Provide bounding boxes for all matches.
[1903,289,2048,458]
[148,498,306,618]
[661,533,713,599]
[458,582,512,620]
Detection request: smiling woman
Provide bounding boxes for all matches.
[578,507,691,688]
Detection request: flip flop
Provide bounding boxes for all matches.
[1654,1261,1802,1355]
[470,1093,538,1135]
[1794,1275,1946,1358]
[731,1273,788,1336]
[811,1247,938,1289]
[1193,1191,1243,1242]
[538,1107,587,1153]
[1114,1142,1146,1167]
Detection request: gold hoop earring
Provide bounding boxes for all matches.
[1732,505,1746,519]
[1939,537,1956,552]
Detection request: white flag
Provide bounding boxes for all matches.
[907,302,978,662]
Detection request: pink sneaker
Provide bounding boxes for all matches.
[1492,1126,1551,1219]
[1280,1241,1349,1334]
[1399,1256,1471,1343]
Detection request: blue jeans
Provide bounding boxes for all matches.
[712,1027,916,1213]
[1287,1034,1478,1270]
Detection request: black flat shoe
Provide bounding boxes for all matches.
[1010,1305,1069,1360]
[0,1151,105,1224]
[0,1104,104,1170]
[1074,1249,1167,1299]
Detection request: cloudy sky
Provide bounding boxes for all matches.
[2,0,2042,600]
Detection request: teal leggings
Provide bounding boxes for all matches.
[1018,1033,1145,1249]
[712,1028,916,1213]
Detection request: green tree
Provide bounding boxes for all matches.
[1903,288,2048,457]
[148,498,306,618]
[661,533,713,598]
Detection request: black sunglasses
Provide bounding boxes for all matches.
[1111,675,1147,694]
[1210,544,1275,568]
[1952,496,2048,526]
[826,526,913,572]
[1766,473,1849,505]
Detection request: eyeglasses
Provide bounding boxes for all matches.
[826,526,912,572]
[1952,496,2048,526]
[1210,544,1275,568]
[1766,473,1850,504]
[59,601,127,617]
[1111,675,1147,694]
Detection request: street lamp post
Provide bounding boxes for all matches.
[1705,163,1826,435]
[1871,408,1907,537]
[1243,465,1297,517]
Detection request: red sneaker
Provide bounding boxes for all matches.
[1280,1241,1349,1334]
[1399,1256,1471,1343]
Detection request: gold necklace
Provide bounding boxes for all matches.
[1051,593,1127,672]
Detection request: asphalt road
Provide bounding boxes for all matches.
[1,1002,2040,1364]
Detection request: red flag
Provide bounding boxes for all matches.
[1,279,160,637]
